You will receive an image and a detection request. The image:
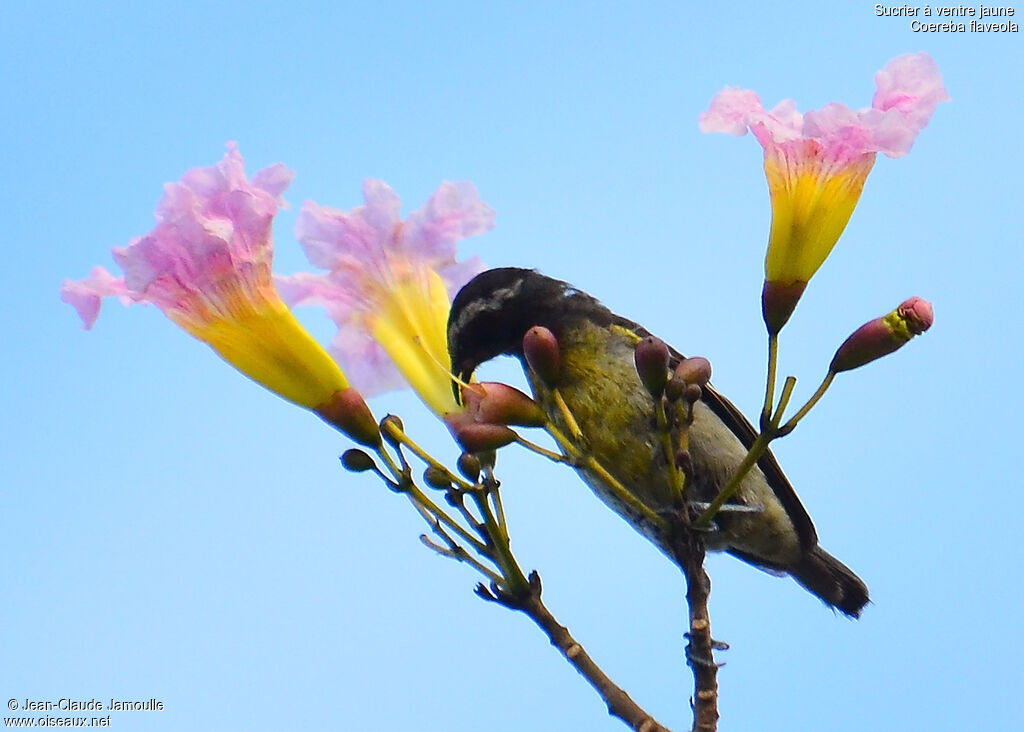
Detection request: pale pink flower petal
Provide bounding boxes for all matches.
[873,53,950,123]
[437,255,487,300]
[274,271,405,396]
[60,267,129,329]
[700,54,947,330]
[293,201,381,274]
[83,142,296,331]
[63,142,292,329]
[252,163,294,201]
[701,53,948,162]
[698,87,767,136]
[401,181,496,261]
[328,327,407,397]
[274,271,358,317]
[359,179,403,244]
[284,179,493,411]
[62,144,358,413]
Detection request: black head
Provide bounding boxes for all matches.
[447,267,613,386]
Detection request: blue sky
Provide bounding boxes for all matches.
[3,2,1021,730]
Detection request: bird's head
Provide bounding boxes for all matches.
[447,267,611,397]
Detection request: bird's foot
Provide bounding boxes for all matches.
[684,633,729,669]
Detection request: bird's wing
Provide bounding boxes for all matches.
[613,315,818,550]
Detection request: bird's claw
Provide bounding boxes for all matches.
[684,632,729,668]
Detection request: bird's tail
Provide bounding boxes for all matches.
[790,546,870,618]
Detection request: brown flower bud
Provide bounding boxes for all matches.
[762,280,808,335]
[674,356,712,388]
[457,453,482,482]
[340,449,376,473]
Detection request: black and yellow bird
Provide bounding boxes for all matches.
[447,267,869,617]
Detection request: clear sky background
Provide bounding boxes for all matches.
[2,2,1021,730]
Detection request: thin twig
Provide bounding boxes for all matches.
[478,572,672,732]
[419,534,503,584]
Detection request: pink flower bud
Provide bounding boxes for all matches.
[830,296,934,373]
[634,336,670,398]
[460,382,547,428]
[315,388,382,446]
[898,296,934,335]
[444,413,518,452]
[523,326,561,386]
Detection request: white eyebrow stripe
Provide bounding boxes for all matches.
[449,277,526,339]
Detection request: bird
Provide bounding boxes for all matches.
[447,267,869,617]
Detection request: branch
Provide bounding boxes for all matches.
[478,571,672,732]
[668,525,719,732]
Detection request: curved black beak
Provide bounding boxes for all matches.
[452,365,474,405]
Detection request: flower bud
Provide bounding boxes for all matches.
[675,449,693,477]
[444,413,518,453]
[830,296,934,373]
[674,356,712,387]
[476,449,498,471]
[523,326,561,386]
[762,281,808,336]
[461,382,547,428]
[457,453,482,482]
[634,336,670,398]
[379,414,405,446]
[315,388,381,447]
[897,296,934,335]
[423,466,452,490]
[340,449,376,473]
[666,357,711,403]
